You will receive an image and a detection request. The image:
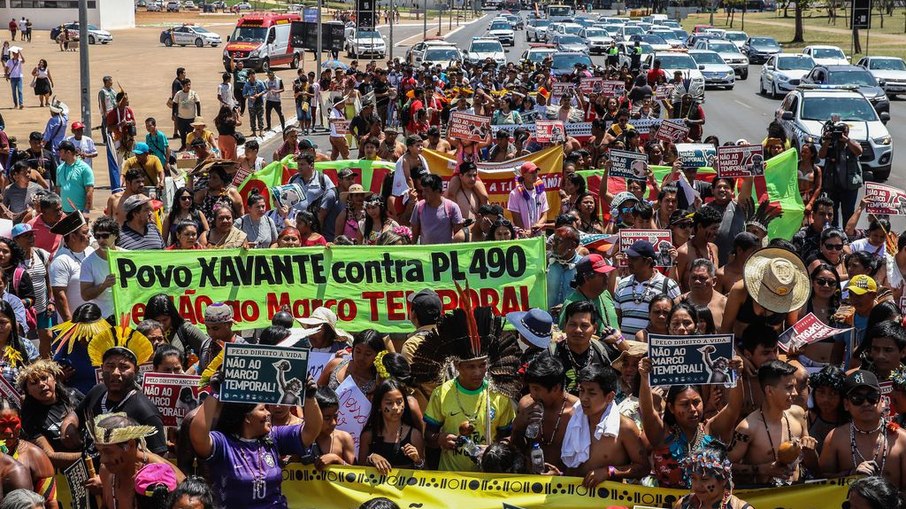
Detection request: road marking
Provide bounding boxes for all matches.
[734,100,752,110]
[394,14,488,47]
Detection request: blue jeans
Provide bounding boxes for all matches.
[9,77,22,106]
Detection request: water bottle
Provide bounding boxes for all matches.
[530,443,545,474]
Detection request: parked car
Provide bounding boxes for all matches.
[802,45,849,66]
[724,30,748,50]
[184,0,196,8]
[800,64,890,114]
[236,2,252,9]
[464,37,506,66]
[345,29,387,58]
[690,49,735,89]
[166,1,180,11]
[858,56,906,98]
[743,36,781,64]
[50,23,112,44]
[777,87,892,180]
[759,53,816,98]
[146,1,162,10]
[161,24,222,47]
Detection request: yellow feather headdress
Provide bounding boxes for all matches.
[86,315,154,367]
[92,412,157,446]
[50,315,109,356]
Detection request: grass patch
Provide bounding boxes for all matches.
[681,9,906,61]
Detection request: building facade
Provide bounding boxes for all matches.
[0,0,135,30]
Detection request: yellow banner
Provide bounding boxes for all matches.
[422,145,564,221]
[52,467,852,509]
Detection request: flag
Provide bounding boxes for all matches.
[237,155,297,209]
[316,159,396,196]
[577,148,804,240]
[106,132,122,193]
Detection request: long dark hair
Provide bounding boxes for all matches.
[145,294,185,334]
[0,237,25,269]
[166,188,200,245]
[362,194,388,240]
[810,262,842,316]
[214,402,259,437]
[363,380,415,438]
[0,300,29,365]
[663,384,703,428]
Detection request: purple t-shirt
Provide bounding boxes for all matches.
[206,424,305,509]
[507,186,549,229]
[410,198,463,245]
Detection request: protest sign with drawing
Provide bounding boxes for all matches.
[675,143,717,170]
[271,183,306,211]
[335,375,372,456]
[64,458,91,509]
[655,85,674,100]
[579,77,605,95]
[654,119,689,143]
[777,313,853,353]
[142,373,202,427]
[449,112,492,143]
[534,120,566,144]
[865,182,906,216]
[619,229,674,268]
[715,144,765,178]
[220,344,310,406]
[609,149,649,180]
[551,82,571,101]
[330,119,350,136]
[648,334,736,387]
[601,80,626,97]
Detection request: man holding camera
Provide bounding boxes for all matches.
[819,121,862,227]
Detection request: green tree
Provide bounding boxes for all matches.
[791,0,809,43]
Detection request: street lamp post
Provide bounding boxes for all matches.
[390,0,395,59]
[78,0,91,134]
[423,0,428,40]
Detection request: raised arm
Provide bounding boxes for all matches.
[189,391,219,459]
[637,357,666,447]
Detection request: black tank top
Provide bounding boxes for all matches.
[370,426,414,468]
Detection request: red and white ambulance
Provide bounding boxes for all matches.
[222,13,302,72]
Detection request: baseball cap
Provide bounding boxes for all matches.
[407,289,442,322]
[843,370,880,395]
[121,195,151,214]
[298,138,318,150]
[337,168,355,179]
[133,142,150,156]
[848,275,878,295]
[11,223,32,238]
[204,302,235,324]
[71,121,85,130]
[626,240,656,259]
[519,161,539,175]
[575,254,616,276]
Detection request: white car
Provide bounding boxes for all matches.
[553,34,588,54]
[554,22,584,37]
[161,24,221,47]
[236,2,252,9]
[858,56,906,98]
[406,39,458,65]
[642,51,706,102]
[55,22,113,44]
[759,53,815,98]
[184,0,195,8]
[724,30,748,50]
[648,27,683,48]
[616,25,645,41]
[146,1,162,10]
[693,38,749,79]
[690,49,735,89]
[421,45,462,68]
[465,37,506,67]
[521,44,557,65]
[703,28,726,39]
[580,27,613,54]
[617,40,652,68]
[487,20,515,46]
[345,29,386,58]
[802,45,849,66]
[777,87,892,180]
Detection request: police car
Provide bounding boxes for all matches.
[777,86,893,181]
[160,24,222,47]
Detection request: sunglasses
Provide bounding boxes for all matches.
[814,278,836,287]
[180,195,193,201]
[824,243,844,251]
[848,392,880,406]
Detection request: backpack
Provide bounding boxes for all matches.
[306,172,330,215]
[12,266,37,332]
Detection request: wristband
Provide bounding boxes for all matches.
[607,466,616,479]
[413,459,425,469]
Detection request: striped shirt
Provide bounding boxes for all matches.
[614,272,681,338]
[117,224,164,251]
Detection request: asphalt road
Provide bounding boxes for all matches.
[263,10,906,190]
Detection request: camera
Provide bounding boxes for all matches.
[822,120,846,143]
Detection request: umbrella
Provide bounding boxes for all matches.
[321,59,350,71]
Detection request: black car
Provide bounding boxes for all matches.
[801,64,890,114]
[743,36,781,64]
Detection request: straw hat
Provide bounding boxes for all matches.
[743,247,810,314]
[190,116,207,127]
[340,184,370,201]
[611,340,649,373]
[296,307,353,342]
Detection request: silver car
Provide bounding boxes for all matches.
[690,49,735,89]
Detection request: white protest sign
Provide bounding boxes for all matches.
[335,375,371,457]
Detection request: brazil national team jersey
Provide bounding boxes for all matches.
[424,378,516,472]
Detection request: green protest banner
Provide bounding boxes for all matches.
[221,344,310,405]
[108,239,548,332]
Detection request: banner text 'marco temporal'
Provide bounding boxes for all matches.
[109,239,547,331]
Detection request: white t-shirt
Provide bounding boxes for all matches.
[217,82,234,109]
[65,135,98,168]
[79,251,114,317]
[49,246,94,321]
[850,238,886,257]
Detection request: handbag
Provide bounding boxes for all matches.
[232,132,246,146]
[28,77,35,88]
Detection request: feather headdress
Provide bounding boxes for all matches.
[745,198,783,234]
[91,413,157,446]
[51,313,109,357]
[86,315,154,367]
[409,283,522,398]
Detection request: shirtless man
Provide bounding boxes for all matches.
[105,168,146,226]
[676,259,727,330]
[447,162,487,224]
[847,321,906,382]
[0,454,30,500]
[0,401,58,508]
[425,126,452,153]
[96,414,185,509]
[716,232,760,294]
[309,387,356,469]
[673,207,721,292]
[728,360,817,485]
[819,370,906,489]
[562,365,648,488]
[378,128,406,161]
[511,355,577,471]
